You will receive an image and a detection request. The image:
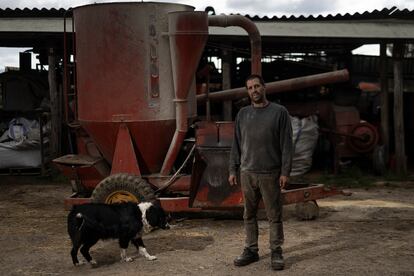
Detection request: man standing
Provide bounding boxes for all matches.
[228,74,293,271]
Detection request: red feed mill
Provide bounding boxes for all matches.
[54,2,350,216]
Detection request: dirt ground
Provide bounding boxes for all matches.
[0,176,413,276]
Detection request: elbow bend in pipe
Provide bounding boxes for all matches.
[208,15,260,44]
[208,15,261,75]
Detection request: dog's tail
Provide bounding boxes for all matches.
[74,213,85,228]
[67,210,85,243]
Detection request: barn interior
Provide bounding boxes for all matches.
[0,6,413,176]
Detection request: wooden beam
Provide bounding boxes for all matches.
[379,43,389,166]
[392,43,406,175]
[48,48,60,159]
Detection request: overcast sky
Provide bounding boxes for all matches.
[0,0,413,69]
[2,0,413,16]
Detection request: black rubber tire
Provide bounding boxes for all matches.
[91,173,156,204]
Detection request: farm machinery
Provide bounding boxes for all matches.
[53,2,351,216]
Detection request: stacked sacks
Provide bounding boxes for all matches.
[290,115,319,176]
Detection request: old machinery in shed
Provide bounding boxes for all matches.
[53,2,350,217]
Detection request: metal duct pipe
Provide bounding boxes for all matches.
[160,11,208,175]
[208,15,262,75]
[197,69,350,102]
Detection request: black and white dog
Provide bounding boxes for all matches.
[67,201,169,266]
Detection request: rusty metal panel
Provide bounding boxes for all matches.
[216,122,234,147]
[195,121,234,147]
[159,197,202,213]
[148,175,191,192]
[81,120,176,174]
[110,124,141,175]
[53,161,103,191]
[189,120,239,208]
[195,121,218,147]
[53,154,101,166]
[282,184,350,205]
[190,147,243,209]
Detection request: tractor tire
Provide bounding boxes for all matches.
[91,173,156,204]
[295,200,319,220]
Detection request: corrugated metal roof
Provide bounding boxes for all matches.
[230,6,414,21]
[0,8,69,18]
[0,6,412,20]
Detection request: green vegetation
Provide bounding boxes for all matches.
[316,166,377,188]
[292,165,414,189]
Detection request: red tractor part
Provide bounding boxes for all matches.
[346,122,379,153]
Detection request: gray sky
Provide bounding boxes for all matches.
[2,0,413,16]
[0,0,413,69]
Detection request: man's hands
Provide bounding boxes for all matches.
[279,175,289,189]
[228,174,238,186]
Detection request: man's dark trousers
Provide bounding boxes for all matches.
[240,171,284,252]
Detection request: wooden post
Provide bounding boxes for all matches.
[379,43,389,163]
[48,48,60,158]
[392,43,406,175]
[222,48,232,120]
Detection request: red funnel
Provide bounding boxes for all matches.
[169,11,208,100]
[160,11,208,175]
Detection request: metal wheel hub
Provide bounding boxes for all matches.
[105,191,139,204]
[347,122,379,153]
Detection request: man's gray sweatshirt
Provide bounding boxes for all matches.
[229,102,293,176]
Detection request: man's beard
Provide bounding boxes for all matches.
[251,92,264,104]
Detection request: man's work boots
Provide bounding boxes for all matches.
[234,248,259,266]
[271,247,285,270]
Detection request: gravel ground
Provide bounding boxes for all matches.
[0,176,413,276]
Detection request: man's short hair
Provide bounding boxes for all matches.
[245,74,265,87]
